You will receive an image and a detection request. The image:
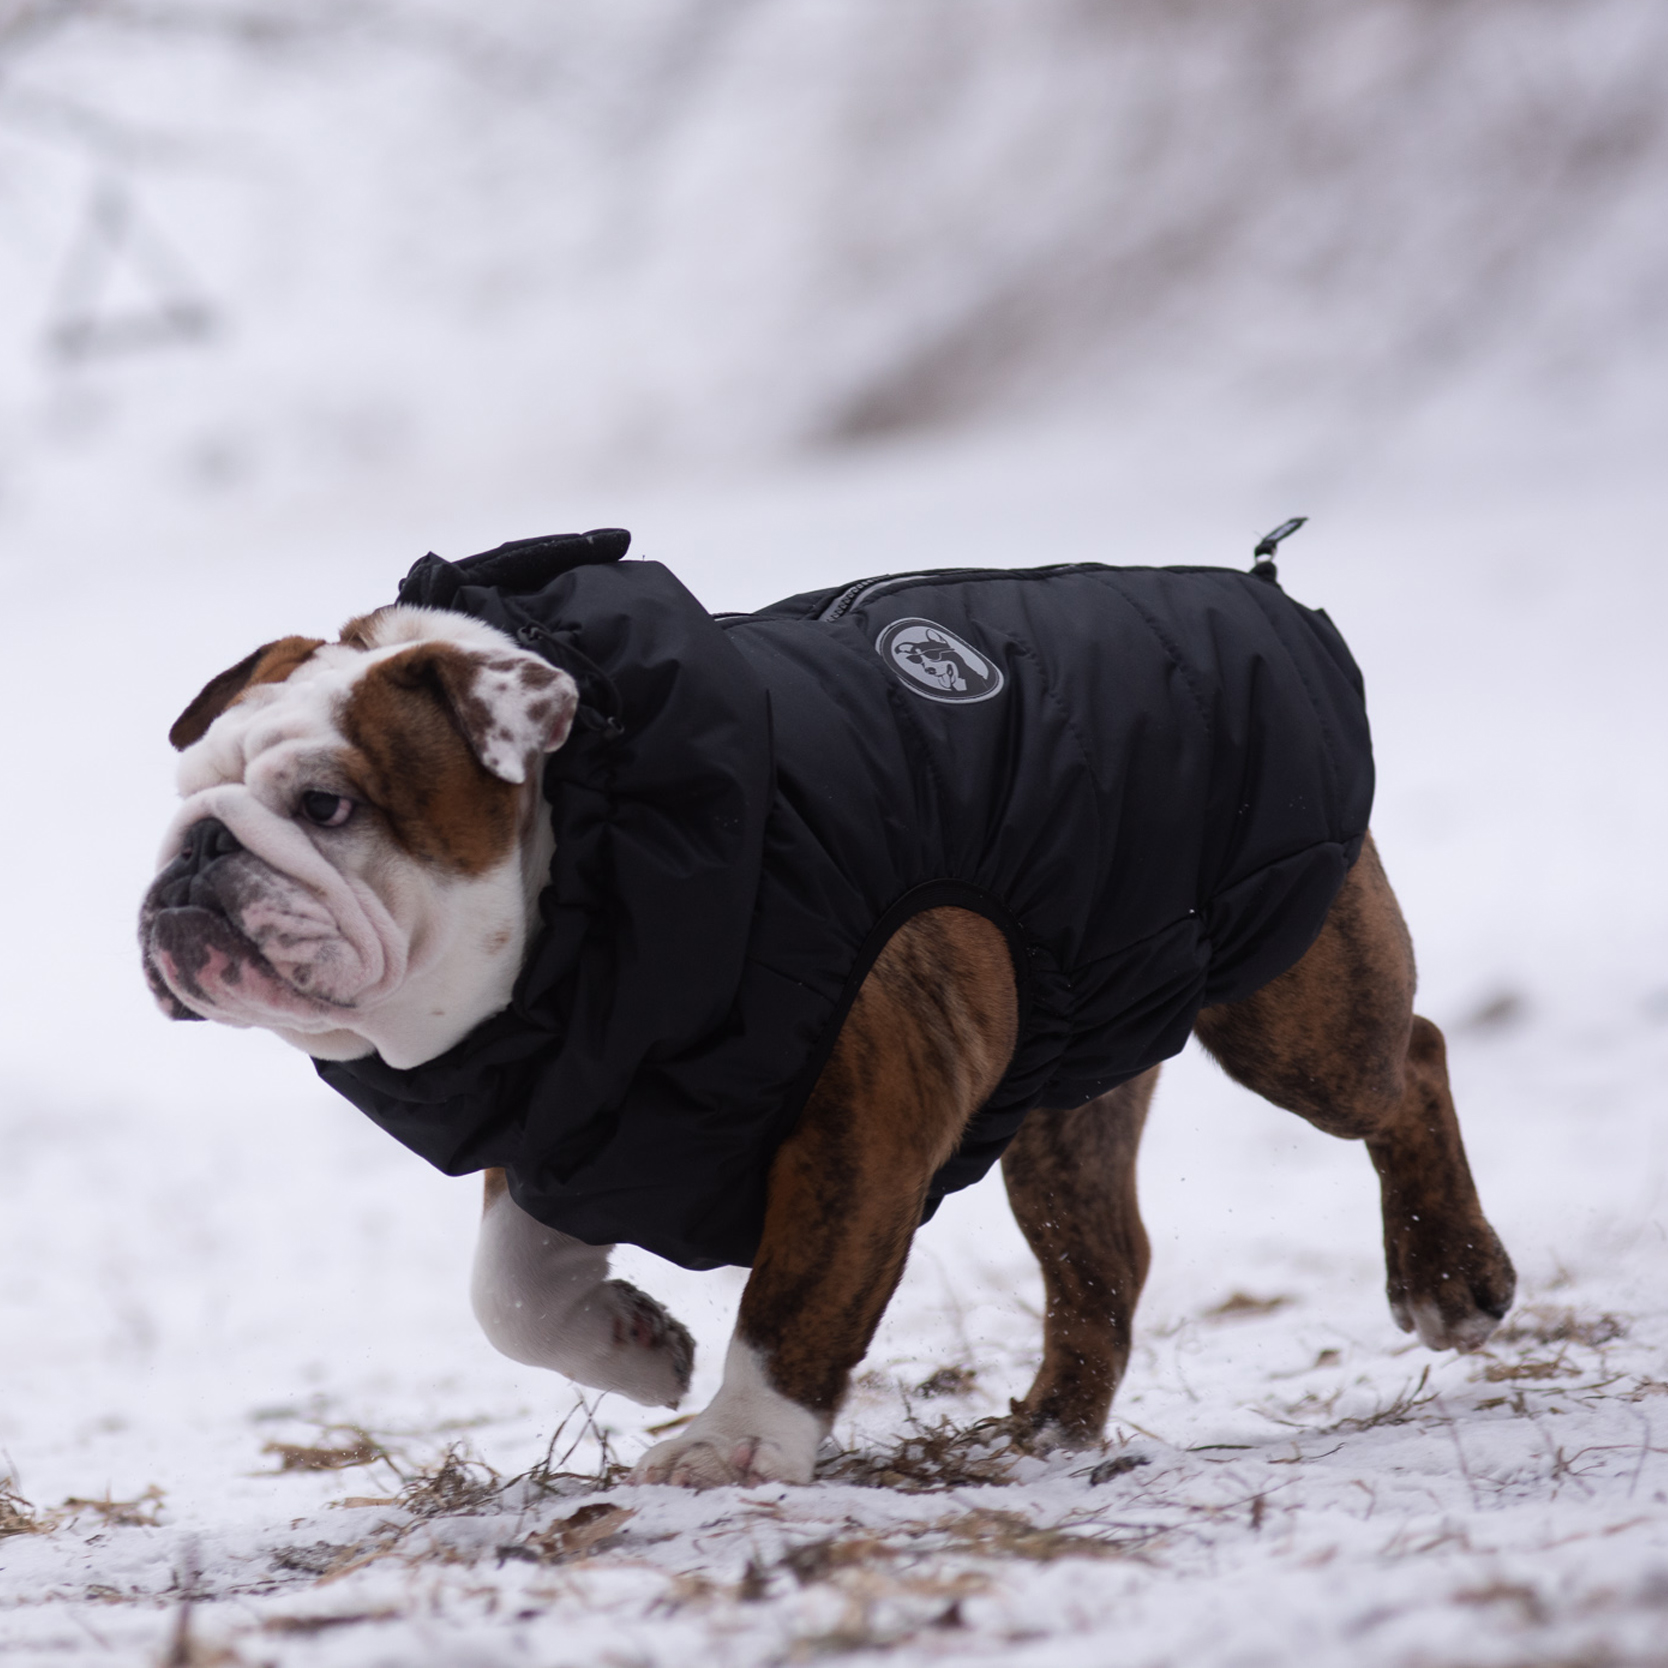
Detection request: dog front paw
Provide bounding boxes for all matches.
[593,1280,695,1408]
[632,1430,812,1489]
[629,1338,827,1489]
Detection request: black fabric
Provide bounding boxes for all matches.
[397,527,631,612]
[319,544,1374,1270]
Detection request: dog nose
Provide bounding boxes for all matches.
[178,817,242,877]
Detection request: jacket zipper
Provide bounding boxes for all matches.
[817,572,942,621]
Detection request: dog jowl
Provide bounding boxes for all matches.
[142,540,1516,1489]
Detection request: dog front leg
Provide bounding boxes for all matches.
[1001,1068,1158,1448]
[633,907,1018,1488]
[471,1170,693,1408]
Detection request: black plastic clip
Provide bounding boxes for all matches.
[1250,516,1307,583]
[516,621,627,744]
[575,706,626,742]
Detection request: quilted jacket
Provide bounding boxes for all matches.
[319,530,1374,1269]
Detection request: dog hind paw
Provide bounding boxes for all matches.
[1387,1223,1516,1353]
[1393,1294,1503,1353]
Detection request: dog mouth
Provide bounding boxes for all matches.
[139,836,367,1028]
[141,899,353,1027]
[142,793,414,1044]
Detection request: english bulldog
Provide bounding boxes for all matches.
[140,538,1516,1488]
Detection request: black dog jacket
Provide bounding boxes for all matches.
[319,531,1374,1270]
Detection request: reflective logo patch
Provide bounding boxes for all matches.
[875,617,1005,704]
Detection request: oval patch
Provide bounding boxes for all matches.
[875,617,1005,705]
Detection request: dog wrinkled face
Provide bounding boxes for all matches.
[139,606,578,1068]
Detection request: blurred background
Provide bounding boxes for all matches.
[4,0,1665,1101]
[3,0,1667,511]
[1,1,1665,1628]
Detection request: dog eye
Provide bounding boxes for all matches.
[299,791,353,828]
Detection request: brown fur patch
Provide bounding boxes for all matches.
[738,907,1018,1414]
[339,645,521,875]
[482,1167,510,1212]
[168,636,326,751]
[1192,835,1415,1132]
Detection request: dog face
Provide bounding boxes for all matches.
[896,630,976,693]
[139,607,577,1068]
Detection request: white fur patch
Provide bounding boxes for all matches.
[631,1338,828,1488]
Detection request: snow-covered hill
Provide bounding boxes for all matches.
[1,0,1666,517]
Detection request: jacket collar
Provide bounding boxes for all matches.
[320,535,774,1181]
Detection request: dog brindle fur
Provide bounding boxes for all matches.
[141,603,1516,1489]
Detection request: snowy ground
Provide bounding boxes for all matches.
[2,412,1667,1664]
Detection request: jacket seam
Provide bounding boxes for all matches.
[1099,576,1216,748]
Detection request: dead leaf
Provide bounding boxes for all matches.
[1204,1292,1295,1320]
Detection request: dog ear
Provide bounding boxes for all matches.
[169,636,326,751]
[375,642,580,784]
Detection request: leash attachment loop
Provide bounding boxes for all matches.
[1250,515,1307,583]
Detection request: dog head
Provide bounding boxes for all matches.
[139,606,578,1068]
[897,630,977,693]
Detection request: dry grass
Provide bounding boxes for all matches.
[939,1506,1138,1564]
[818,1412,1025,1492]
[778,1534,902,1587]
[1495,1307,1628,1349]
[263,1427,388,1474]
[913,1365,979,1399]
[497,1502,635,1567]
[0,1478,166,1538]
[516,1399,631,1498]
[1261,1366,1437,1435]
[160,1603,245,1668]
[63,1485,165,1528]
[1204,1291,1295,1320]
[756,1504,1161,1660]
[1324,1367,1438,1433]
[256,1400,637,1590]
[1453,1578,1550,1626]
[272,1543,364,1577]
[395,1444,502,1518]
[779,1567,984,1659]
[664,1501,1145,1647]
[1088,1453,1151,1484]
[0,1477,48,1539]
[260,1609,402,1636]
[1478,1356,1580,1383]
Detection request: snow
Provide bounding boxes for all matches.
[3,2,1668,1662]
[2,416,1665,1664]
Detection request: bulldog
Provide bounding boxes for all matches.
[140,528,1516,1487]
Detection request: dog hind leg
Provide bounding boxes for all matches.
[1193,833,1515,1351]
[1001,1067,1157,1448]
[470,1170,693,1409]
[632,906,1019,1487]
